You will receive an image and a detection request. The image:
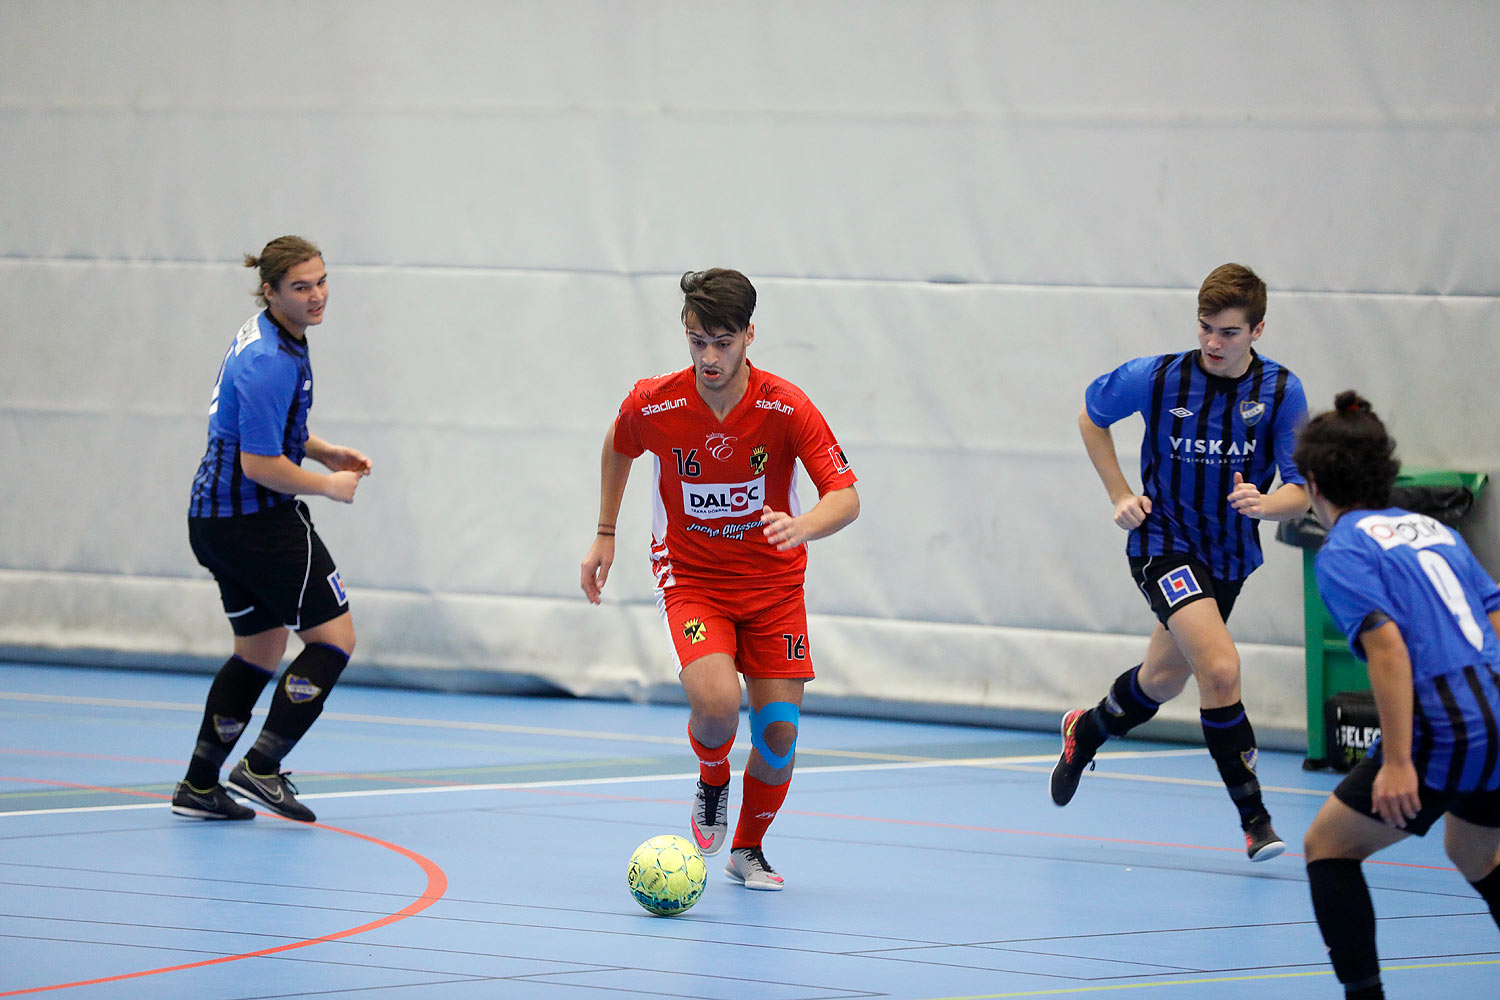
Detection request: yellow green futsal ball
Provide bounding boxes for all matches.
[627,834,707,915]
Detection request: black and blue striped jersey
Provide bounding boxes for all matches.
[1316,508,1500,793]
[1085,350,1307,581]
[188,311,312,518]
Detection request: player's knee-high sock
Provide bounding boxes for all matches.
[689,728,734,787]
[245,643,348,773]
[185,655,274,788]
[731,774,789,849]
[1472,865,1500,926]
[1307,858,1384,998]
[1200,701,1269,826]
[1090,664,1159,741]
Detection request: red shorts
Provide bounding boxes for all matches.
[655,583,814,680]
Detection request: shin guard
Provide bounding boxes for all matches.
[246,643,348,772]
[185,654,274,788]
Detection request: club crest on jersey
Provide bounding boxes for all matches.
[706,432,736,460]
[1238,399,1266,427]
[284,674,322,703]
[1159,566,1203,607]
[750,444,768,474]
[682,618,708,644]
[213,715,245,743]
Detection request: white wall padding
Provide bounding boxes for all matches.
[3,2,1498,739]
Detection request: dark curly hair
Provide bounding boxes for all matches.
[680,268,756,333]
[1292,390,1400,509]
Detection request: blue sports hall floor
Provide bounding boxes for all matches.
[1,661,1496,999]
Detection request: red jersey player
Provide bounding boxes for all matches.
[580,268,859,891]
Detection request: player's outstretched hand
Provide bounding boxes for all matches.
[580,537,614,604]
[323,470,362,503]
[1227,472,1267,518]
[1112,494,1152,530]
[761,505,808,551]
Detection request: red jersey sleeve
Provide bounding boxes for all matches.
[789,399,857,495]
[612,385,647,458]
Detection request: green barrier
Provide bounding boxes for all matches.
[1287,467,1488,769]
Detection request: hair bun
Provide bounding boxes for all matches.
[1334,390,1372,416]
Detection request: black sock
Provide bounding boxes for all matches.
[1200,701,1266,826]
[1472,864,1500,927]
[245,643,348,773]
[184,655,274,787]
[1093,664,1160,739]
[1307,858,1383,995]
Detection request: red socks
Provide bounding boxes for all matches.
[732,773,790,849]
[689,728,733,786]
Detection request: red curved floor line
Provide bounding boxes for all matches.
[0,780,449,997]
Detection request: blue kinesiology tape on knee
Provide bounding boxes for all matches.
[749,701,800,770]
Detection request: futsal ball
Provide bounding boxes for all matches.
[627,834,707,915]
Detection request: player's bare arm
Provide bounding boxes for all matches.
[581,421,635,604]
[306,433,373,476]
[240,451,362,503]
[1078,406,1151,530]
[1361,620,1420,828]
[760,486,860,552]
[1226,473,1308,521]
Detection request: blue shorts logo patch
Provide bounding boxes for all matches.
[1159,566,1203,607]
[284,674,323,703]
[328,570,348,605]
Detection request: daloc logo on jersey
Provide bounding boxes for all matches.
[1159,566,1203,607]
[682,477,764,520]
[1238,399,1266,427]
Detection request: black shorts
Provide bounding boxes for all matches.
[1129,554,1243,627]
[1334,750,1500,836]
[188,500,349,636]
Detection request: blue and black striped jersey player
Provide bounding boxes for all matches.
[1297,392,1500,1000]
[1051,263,1309,862]
[171,235,371,824]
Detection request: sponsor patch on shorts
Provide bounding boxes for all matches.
[284,674,323,703]
[328,569,348,605]
[1159,566,1203,607]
